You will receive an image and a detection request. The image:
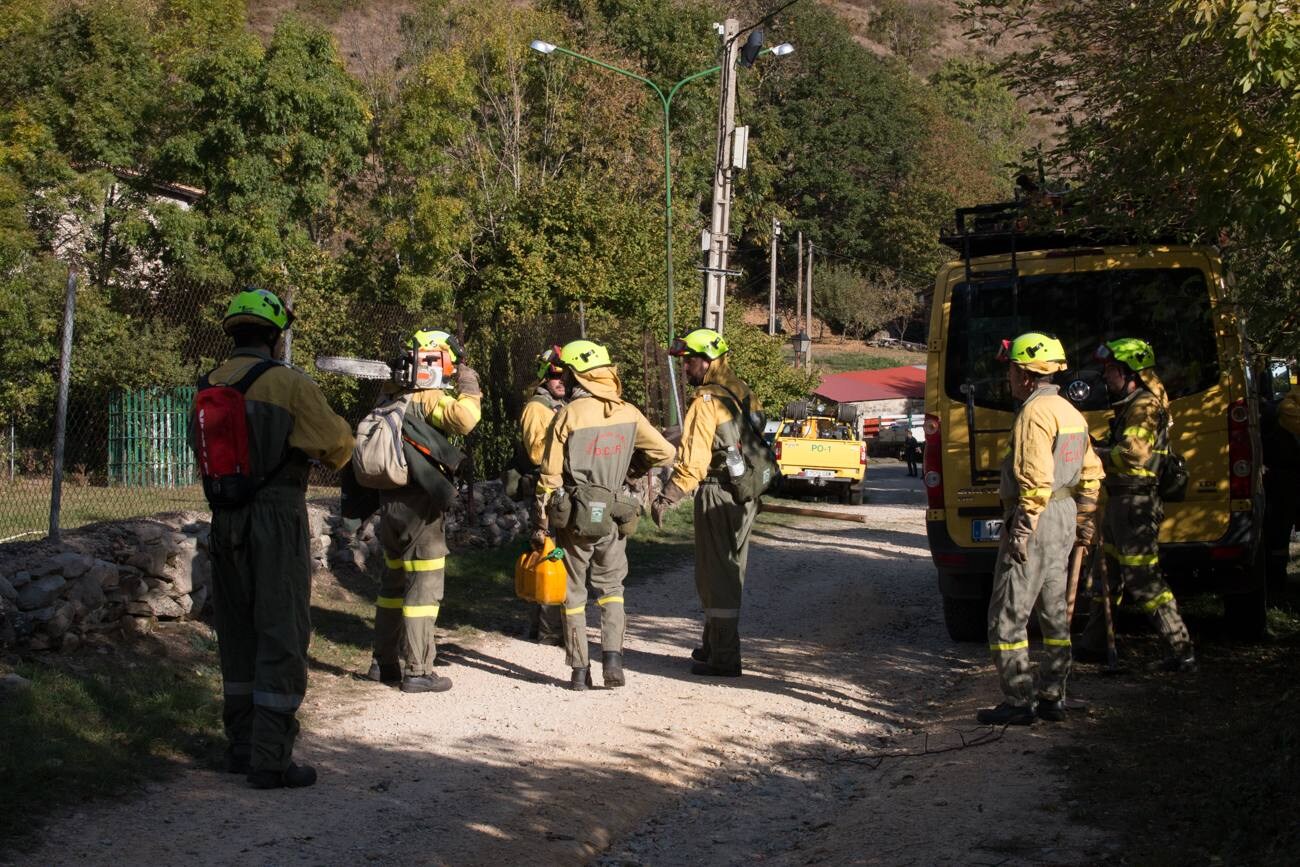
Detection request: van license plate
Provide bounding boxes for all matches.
[972,520,1003,543]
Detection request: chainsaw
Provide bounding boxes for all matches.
[316,348,452,390]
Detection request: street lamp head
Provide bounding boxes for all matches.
[771,42,795,57]
[530,40,557,55]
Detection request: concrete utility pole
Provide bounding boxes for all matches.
[796,229,803,333]
[768,217,780,335]
[701,17,741,333]
[805,241,814,371]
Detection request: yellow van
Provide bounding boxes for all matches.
[925,203,1266,641]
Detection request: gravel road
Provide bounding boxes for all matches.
[12,461,1120,866]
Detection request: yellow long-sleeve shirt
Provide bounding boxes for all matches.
[1002,384,1104,527]
[669,358,758,495]
[520,390,561,466]
[408,386,481,436]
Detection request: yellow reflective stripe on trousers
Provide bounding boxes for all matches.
[1104,544,1159,567]
[385,556,447,572]
[1121,425,1157,444]
[564,605,586,615]
[1043,637,1072,647]
[990,640,1029,652]
[375,596,403,609]
[403,604,440,618]
[597,595,624,607]
[1141,590,1175,613]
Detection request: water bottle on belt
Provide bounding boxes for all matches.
[724,444,746,480]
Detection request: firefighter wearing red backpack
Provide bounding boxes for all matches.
[366,329,482,694]
[192,288,353,789]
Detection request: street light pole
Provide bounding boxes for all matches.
[530,38,792,427]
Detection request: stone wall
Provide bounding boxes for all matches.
[0,481,531,652]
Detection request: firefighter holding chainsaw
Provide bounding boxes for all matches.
[1075,338,1196,672]
[533,340,675,690]
[193,288,354,789]
[367,329,482,694]
[977,332,1104,726]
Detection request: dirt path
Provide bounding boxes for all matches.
[11,463,1118,866]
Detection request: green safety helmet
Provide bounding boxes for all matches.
[223,288,293,333]
[1094,337,1154,372]
[409,329,460,362]
[558,339,612,373]
[997,331,1068,374]
[668,327,729,360]
[536,345,564,380]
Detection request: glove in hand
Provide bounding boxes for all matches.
[455,364,482,397]
[650,480,687,528]
[530,529,549,551]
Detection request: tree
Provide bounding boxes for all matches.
[812,263,919,340]
[962,0,1300,350]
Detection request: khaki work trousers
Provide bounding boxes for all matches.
[209,486,312,772]
[988,497,1075,706]
[694,481,758,669]
[556,525,628,670]
[375,488,447,678]
[1079,487,1191,656]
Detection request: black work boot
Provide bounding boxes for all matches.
[401,674,453,693]
[602,651,626,687]
[569,666,593,691]
[1035,698,1067,722]
[1158,649,1197,673]
[690,660,742,677]
[690,646,708,662]
[976,702,1035,726]
[1072,645,1110,664]
[224,748,251,775]
[247,762,317,790]
[365,659,401,684]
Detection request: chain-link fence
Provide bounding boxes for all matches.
[1,279,675,545]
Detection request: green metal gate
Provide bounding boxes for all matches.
[107,387,196,487]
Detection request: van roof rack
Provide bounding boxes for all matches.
[940,198,1182,259]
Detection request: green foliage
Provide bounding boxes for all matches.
[867,0,950,63]
[812,263,920,339]
[962,0,1300,352]
[721,321,819,414]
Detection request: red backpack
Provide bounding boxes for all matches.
[194,359,280,507]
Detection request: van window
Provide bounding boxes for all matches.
[944,268,1220,412]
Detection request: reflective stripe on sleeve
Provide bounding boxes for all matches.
[1104,544,1159,567]
[375,596,404,609]
[989,640,1030,652]
[253,690,304,711]
[430,394,455,426]
[1058,425,1087,435]
[403,604,440,618]
[1020,487,1051,500]
[1110,449,1156,476]
[1141,590,1175,614]
[1122,426,1157,444]
[596,595,624,607]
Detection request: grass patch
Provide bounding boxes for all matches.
[0,641,223,846]
[815,352,913,374]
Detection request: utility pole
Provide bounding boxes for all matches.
[795,229,803,334]
[768,217,780,335]
[805,241,814,371]
[701,17,741,333]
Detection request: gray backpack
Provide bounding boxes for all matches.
[352,394,412,489]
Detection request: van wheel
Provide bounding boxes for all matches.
[848,484,864,506]
[1224,547,1268,641]
[942,594,988,642]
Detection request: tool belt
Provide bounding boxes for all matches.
[548,482,641,540]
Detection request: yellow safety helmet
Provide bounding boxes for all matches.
[223,287,293,333]
[668,328,729,360]
[1094,337,1155,372]
[997,332,1068,374]
[558,339,611,373]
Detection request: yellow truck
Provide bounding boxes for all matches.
[925,201,1266,641]
[773,401,867,505]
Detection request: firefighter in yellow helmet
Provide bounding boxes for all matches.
[368,328,482,694]
[533,340,675,690]
[977,332,1104,725]
[653,328,761,677]
[519,345,567,644]
[1075,338,1195,671]
[194,288,354,788]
